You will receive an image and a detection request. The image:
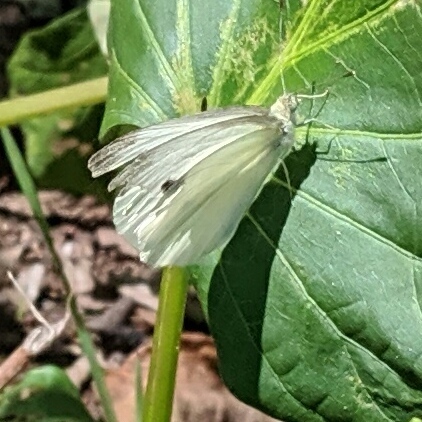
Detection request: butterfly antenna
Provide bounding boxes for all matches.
[297,88,330,128]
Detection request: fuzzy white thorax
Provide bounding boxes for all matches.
[269,94,299,126]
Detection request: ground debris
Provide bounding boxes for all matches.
[0,190,279,421]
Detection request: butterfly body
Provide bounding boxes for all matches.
[88,94,298,267]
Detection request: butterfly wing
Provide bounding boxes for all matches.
[113,127,292,267]
[105,117,276,194]
[89,104,295,267]
[88,106,271,178]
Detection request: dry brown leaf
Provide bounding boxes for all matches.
[104,332,280,422]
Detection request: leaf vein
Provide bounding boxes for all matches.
[392,15,422,65]
[246,211,399,419]
[208,0,242,106]
[134,1,180,92]
[249,0,398,104]
[215,261,311,413]
[111,49,166,121]
[271,175,421,261]
[298,126,422,140]
[366,23,422,107]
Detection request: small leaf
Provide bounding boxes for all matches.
[7,7,107,180]
[0,365,95,422]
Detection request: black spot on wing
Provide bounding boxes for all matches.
[161,179,183,193]
[201,97,208,112]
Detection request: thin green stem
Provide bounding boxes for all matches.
[0,77,108,127]
[135,359,144,420]
[142,266,189,422]
[71,296,118,422]
[1,127,117,422]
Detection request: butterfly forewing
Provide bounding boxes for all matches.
[88,106,274,177]
[106,117,279,195]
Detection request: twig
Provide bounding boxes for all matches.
[0,272,69,390]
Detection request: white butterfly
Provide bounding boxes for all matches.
[88,94,299,268]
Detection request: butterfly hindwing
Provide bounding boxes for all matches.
[114,126,286,266]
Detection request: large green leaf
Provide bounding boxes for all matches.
[103,0,422,420]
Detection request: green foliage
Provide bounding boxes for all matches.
[2,127,117,421]
[4,0,422,421]
[198,2,422,421]
[100,0,282,135]
[0,365,95,422]
[7,7,107,193]
[102,0,422,420]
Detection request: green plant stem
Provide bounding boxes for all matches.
[0,77,108,127]
[143,266,189,422]
[71,296,118,422]
[1,127,117,422]
[135,359,143,421]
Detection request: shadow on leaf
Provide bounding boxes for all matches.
[207,142,318,408]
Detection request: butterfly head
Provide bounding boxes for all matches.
[269,94,299,126]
